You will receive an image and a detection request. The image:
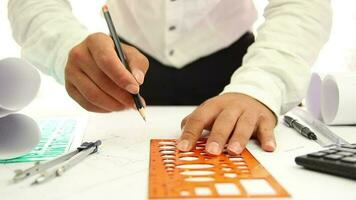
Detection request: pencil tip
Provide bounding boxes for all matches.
[102,4,109,12]
[139,108,146,122]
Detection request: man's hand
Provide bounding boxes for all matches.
[178,93,277,155]
[65,32,148,112]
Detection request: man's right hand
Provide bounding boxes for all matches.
[65,32,149,112]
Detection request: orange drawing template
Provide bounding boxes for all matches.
[149,139,290,199]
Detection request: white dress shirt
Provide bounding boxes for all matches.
[107,0,257,67]
[8,0,332,116]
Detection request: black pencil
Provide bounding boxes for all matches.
[102,5,146,121]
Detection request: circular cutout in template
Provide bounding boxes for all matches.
[179,156,199,161]
[159,145,176,150]
[160,150,176,155]
[180,152,195,156]
[161,155,175,159]
[159,141,176,146]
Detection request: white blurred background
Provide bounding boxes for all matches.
[1,0,356,93]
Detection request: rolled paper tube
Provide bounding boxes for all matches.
[321,74,356,125]
[306,73,324,120]
[0,57,41,117]
[0,114,40,160]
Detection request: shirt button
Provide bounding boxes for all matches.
[169,26,176,31]
[169,50,174,56]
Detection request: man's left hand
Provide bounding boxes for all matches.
[177,93,277,155]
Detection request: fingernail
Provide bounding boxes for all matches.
[264,141,276,152]
[132,70,145,85]
[125,84,139,94]
[228,141,243,155]
[206,142,221,155]
[177,140,190,151]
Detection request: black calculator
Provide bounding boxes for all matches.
[295,144,356,180]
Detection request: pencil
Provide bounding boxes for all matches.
[102,5,146,121]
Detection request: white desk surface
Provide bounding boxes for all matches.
[1,77,356,200]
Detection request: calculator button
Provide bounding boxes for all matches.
[340,157,356,163]
[337,151,354,157]
[307,152,326,158]
[341,144,356,149]
[320,150,338,154]
[337,148,356,154]
[324,154,344,160]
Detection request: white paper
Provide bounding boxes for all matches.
[0,58,41,159]
[321,74,356,125]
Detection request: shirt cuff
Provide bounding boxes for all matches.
[221,70,283,120]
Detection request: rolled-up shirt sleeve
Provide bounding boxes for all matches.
[8,0,90,84]
[222,0,332,116]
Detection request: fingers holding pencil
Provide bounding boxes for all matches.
[102,4,147,120]
[65,32,148,111]
[64,7,149,118]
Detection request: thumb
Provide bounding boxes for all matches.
[131,68,146,85]
[123,44,149,85]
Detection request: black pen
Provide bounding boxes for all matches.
[284,115,317,140]
[102,5,146,121]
